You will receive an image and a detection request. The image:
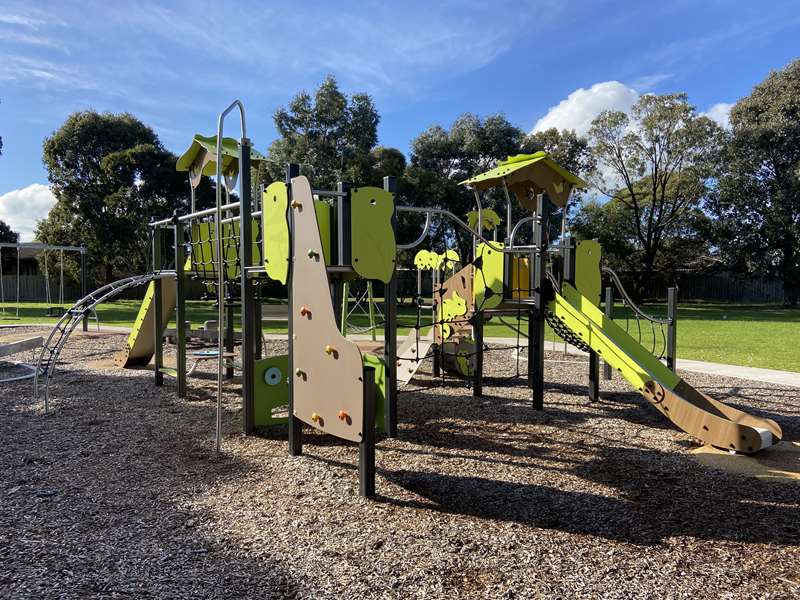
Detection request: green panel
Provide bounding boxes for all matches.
[253,354,289,426]
[314,199,333,266]
[262,182,290,284]
[351,186,396,283]
[176,134,267,175]
[460,151,587,189]
[361,352,387,431]
[473,242,504,310]
[128,280,156,349]
[552,283,680,391]
[575,240,601,306]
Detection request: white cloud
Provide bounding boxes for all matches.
[532,81,640,136]
[702,102,733,129]
[0,184,56,241]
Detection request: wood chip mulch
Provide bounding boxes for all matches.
[1,327,798,599]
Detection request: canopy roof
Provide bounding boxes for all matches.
[460,152,587,209]
[176,134,266,177]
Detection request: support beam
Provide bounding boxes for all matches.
[383,175,398,438]
[359,365,376,498]
[175,219,187,398]
[529,193,551,410]
[286,163,303,456]
[473,310,484,397]
[588,349,599,402]
[153,229,164,387]
[239,139,255,434]
[80,248,88,332]
[667,286,678,373]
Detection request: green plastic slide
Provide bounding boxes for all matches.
[549,282,781,453]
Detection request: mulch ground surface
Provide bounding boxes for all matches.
[1,327,798,599]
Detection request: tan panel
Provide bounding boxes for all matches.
[507,161,572,209]
[434,264,474,344]
[642,380,782,453]
[290,176,365,443]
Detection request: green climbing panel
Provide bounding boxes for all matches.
[473,242,504,310]
[262,182,290,284]
[351,186,395,283]
[314,199,333,266]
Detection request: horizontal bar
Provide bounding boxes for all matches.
[312,189,347,198]
[150,201,242,227]
[0,242,85,252]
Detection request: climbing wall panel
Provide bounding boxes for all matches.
[290,176,365,443]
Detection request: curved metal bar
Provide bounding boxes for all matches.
[213,99,246,454]
[602,266,671,325]
[509,216,534,248]
[397,211,431,250]
[35,273,173,410]
[396,206,511,253]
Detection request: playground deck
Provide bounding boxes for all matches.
[1,329,798,598]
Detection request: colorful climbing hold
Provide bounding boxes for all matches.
[295,368,306,378]
[324,344,336,355]
[291,200,302,209]
[307,249,319,259]
[311,412,322,423]
[338,410,349,422]
[300,306,311,317]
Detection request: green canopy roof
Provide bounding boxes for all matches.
[176,134,266,176]
[460,152,587,189]
[459,152,587,209]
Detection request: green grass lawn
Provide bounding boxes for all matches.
[2,300,797,372]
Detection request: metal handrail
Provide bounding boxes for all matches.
[602,267,671,325]
[396,206,533,254]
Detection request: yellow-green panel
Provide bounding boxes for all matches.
[254,354,289,426]
[314,199,333,266]
[575,239,601,306]
[351,186,395,283]
[511,256,530,299]
[361,352,386,431]
[473,242,504,310]
[262,181,289,284]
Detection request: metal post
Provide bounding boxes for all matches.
[529,194,550,410]
[286,163,303,456]
[588,350,599,402]
[667,286,678,372]
[473,310,483,397]
[153,228,164,387]
[239,138,255,434]
[383,176,398,438]
[359,365,376,498]
[367,281,376,342]
[80,247,88,331]
[603,286,613,380]
[338,281,348,334]
[254,293,263,361]
[175,219,187,398]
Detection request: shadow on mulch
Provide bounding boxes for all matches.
[379,443,800,547]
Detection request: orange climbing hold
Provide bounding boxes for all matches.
[300,306,311,317]
[338,410,350,422]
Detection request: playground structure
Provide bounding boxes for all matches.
[35,100,783,498]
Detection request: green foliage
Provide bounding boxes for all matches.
[38,111,192,285]
[404,113,525,258]
[261,76,380,189]
[0,219,17,243]
[710,59,800,305]
[585,93,724,296]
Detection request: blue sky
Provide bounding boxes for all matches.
[1,0,799,239]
